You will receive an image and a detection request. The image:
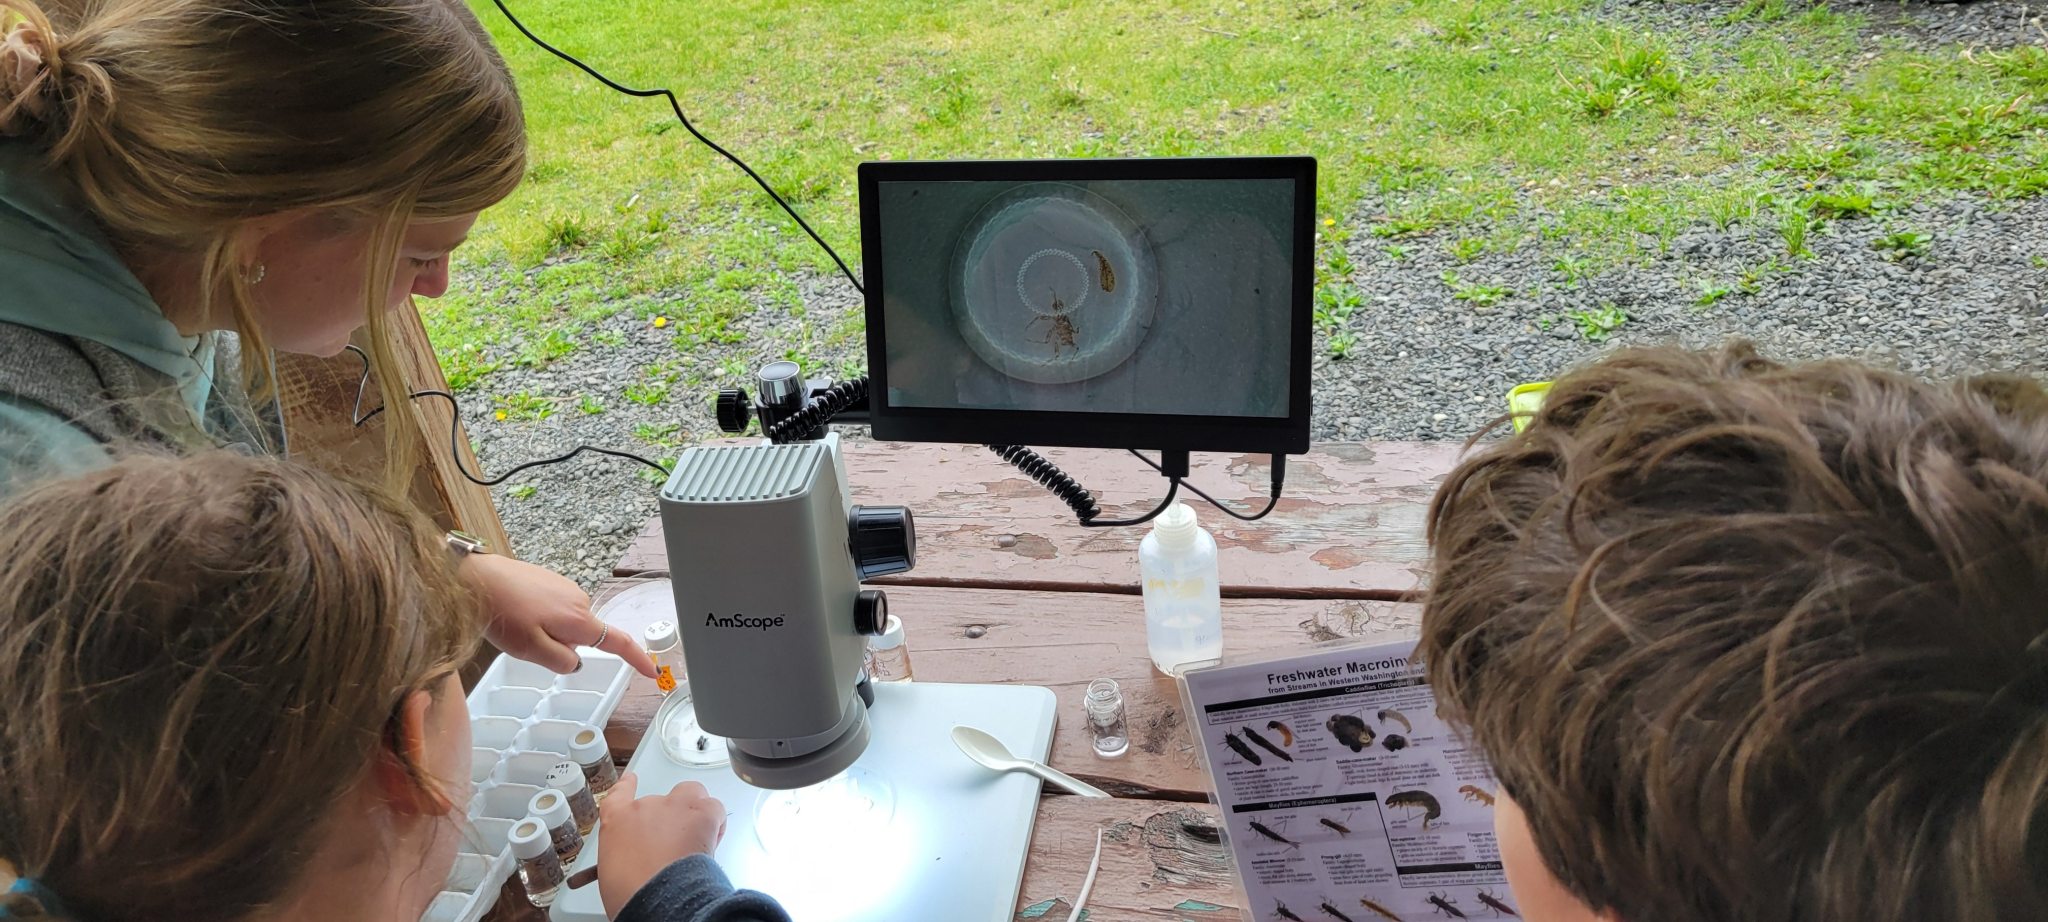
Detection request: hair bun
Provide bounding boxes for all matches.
[0,18,55,135]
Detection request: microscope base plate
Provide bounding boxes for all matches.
[551,681,1059,922]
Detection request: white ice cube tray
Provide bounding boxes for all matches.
[421,650,634,922]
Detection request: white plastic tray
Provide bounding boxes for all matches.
[420,647,635,922]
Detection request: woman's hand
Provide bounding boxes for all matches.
[462,553,658,678]
[597,773,728,918]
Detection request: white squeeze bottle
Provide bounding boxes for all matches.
[1140,502,1223,675]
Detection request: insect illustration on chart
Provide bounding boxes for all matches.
[1029,287,1079,358]
[1376,708,1413,734]
[1318,806,1362,838]
[1093,249,1116,292]
[1247,817,1302,852]
[1386,790,1444,830]
[1243,724,1294,762]
[1273,900,1308,922]
[1459,785,1496,807]
[1357,895,1405,922]
[1426,891,1467,919]
[1382,734,1409,752]
[1475,889,1519,918]
[1326,712,1376,752]
[1266,719,1295,747]
[1317,896,1357,922]
[1221,729,1264,766]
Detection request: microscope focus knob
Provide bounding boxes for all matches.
[715,388,752,434]
[854,589,888,636]
[849,505,916,580]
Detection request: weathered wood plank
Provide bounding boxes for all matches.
[1014,798,1243,921]
[613,441,1460,597]
[592,580,1420,797]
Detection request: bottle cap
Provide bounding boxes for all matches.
[528,789,572,831]
[1152,502,1199,549]
[546,761,589,794]
[643,620,678,651]
[571,726,608,765]
[509,817,553,861]
[869,614,906,651]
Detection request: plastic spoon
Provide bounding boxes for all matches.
[951,726,1112,798]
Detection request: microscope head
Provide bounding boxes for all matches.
[660,434,914,789]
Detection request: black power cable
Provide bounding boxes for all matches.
[344,345,671,486]
[489,0,863,295]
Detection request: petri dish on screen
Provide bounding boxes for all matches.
[948,182,1158,385]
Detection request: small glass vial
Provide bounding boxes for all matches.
[1085,678,1129,758]
[547,760,600,836]
[528,788,585,865]
[645,620,681,696]
[865,614,913,683]
[509,816,564,908]
[571,726,619,801]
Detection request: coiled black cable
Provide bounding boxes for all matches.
[766,377,872,443]
[985,444,1103,523]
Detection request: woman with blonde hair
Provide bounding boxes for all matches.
[0,454,789,921]
[0,0,652,678]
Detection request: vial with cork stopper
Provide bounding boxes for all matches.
[509,816,564,908]
[528,787,585,865]
[547,760,599,836]
[571,725,619,801]
[644,619,681,696]
[865,614,913,683]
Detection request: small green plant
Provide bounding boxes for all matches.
[1449,237,1486,263]
[578,394,605,415]
[1553,253,1591,286]
[509,484,538,501]
[1720,0,1791,25]
[1314,282,1364,332]
[441,344,500,392]
[1438,6,1486,46]
[717,355,752,380]
[495,391,555,422]
[592,329,627,348]
[2031,254,2048,270]
[1326,330,1358,360]
[515,327,578,369]
[1382,244,1409,261]
[1805,185,1877,219]
[1534,314,1558,331]
[540,213,591,254]
[601,223,657,262]
[623,380,669,406]
[634,421,685,450]
[1567,34,1687,119]
[1443,270,1509,306]
[1780,208,1815,258]
[1872,230,1932,259]
[1695,280,1734,306]
[638,456,678,486]
[1567,303,1628,342]
[1371,216,1431,238]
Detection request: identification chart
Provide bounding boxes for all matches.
[1183,639,1517,922]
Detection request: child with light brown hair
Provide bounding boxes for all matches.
[0,454,788,922]
[1419,343,2048,922]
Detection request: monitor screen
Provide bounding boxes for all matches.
[858,158,1314,454]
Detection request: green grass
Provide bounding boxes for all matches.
[416,0,2048,388]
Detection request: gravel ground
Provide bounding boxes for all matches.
[467,2,2048,589]
[1608,0,2048,50]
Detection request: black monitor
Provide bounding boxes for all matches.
[857,157,1315,455]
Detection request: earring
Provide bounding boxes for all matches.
[245,263,267,285]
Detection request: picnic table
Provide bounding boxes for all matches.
[485,440,1461,921]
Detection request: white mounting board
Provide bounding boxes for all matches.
[551,681,1058,922]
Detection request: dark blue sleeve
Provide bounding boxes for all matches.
[612,855,793,922]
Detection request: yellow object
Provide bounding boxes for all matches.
[494,410,507,421]
[653,316,668,328]
[1507,381,1552,432]
[1322,217,1336,226]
